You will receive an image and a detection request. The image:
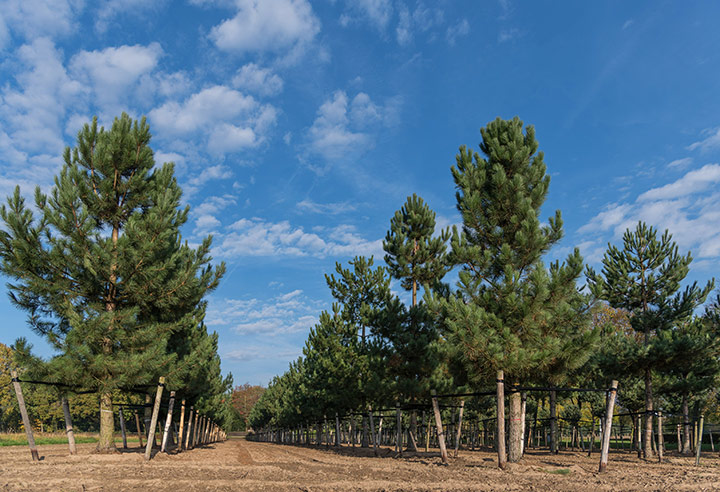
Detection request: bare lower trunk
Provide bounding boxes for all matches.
[643,368,653,458]
[549,390,558,454]
[97,391,117,452]
[508,391,522,462]
[682,393,692,455]
[407,411,418,452]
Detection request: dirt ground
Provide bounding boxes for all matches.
[1,438,719,491]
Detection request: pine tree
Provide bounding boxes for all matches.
[383,193,451,307]
[0,114,225,451]
[586,222,714,458]
[440,117,591,462]
[382,194,450,450]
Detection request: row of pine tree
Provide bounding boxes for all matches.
[249,117,719,461]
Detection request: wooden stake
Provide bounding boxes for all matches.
[368,407,379,457]
[134,410,144,447]
[61,395,77,455]
[335,413,341,447]
[11,371,38,461]
[695,415,704,466]
[178,399,186,451]
[598,380,618,473]
[454,400,465,458]
[118,405,127,449]
[396,402,402,456]
[657,411,663,463]
[161,391,176,453]
[430,390,448,465]
[496,371,506,470]
[185,407,194,450]
[144,377,165,461]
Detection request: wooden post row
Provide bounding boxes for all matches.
[178,400,186,451]
[11,371,39,461]
[144,376,165,461]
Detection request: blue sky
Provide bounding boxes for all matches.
[0,1,719,386]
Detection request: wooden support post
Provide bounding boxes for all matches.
[192,412,200,448]
[657,411,663,463]
[396,402,402,456]
[161,391,176,453]
[11,371,38,461]
[496,371,506,470]
[430,390,448,465]
[695,415,704,466]
[118,405,127,450]
[454,400,465,458]
[598,380,618,473]
[185,407,194,450]
[335,413,341,447]
[368,407,379,457]
[178,400,186,451]
[425,413,431,452]
[144,377,165,461]
[134,410,144,447]
[61,395,78,455]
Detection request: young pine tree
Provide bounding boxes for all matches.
[439,117,590,462]
[383,193,451,307]
[586,222,714,458]
[0,114,225,451]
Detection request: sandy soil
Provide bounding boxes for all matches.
[1,438,719,491]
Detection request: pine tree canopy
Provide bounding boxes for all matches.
[441,116,593,385]
[383,193,451,304]
[0,113,226,395]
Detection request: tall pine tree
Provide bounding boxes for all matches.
[586,222,713,458]
[0,114,225,451]
[439,117,589,462]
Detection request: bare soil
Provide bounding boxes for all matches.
[1,439,719,491]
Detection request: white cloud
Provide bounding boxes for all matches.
[232,63,283,97]
[579,165,720,262]
[0,0,81,43]
[216,218,383,259]
[0,38,84,177]
[667,157,693,169]
[446,19,470,45]
[687,127,720,153]
[395,3,444,45]
[69,43,163,115]
[92,0,167,33]
[341,0,393,31]
[207,290,321,337]
[296,199,357,215]
[209,0,320,55]
[498,28,522,43]
[305,90,400,169]
[150,86,257,135]
[638,164,720,201]
[149,86,277,156]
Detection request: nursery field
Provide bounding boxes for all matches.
[1,438,719,491]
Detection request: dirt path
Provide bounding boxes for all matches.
[1,439,719,491]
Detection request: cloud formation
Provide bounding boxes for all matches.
[209,0,320,55]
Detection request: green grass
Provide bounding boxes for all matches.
[0,433,140,447]
[545,468,571,475]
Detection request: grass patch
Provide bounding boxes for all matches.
[0,433,140,447]
[545,468,571,475]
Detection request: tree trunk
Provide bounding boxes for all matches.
[682,393,692,455]
[361,415,369,448]
[549,389,558,454]
[97,391,116,452]
[508,391,522,462]
[643,368,653,458]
